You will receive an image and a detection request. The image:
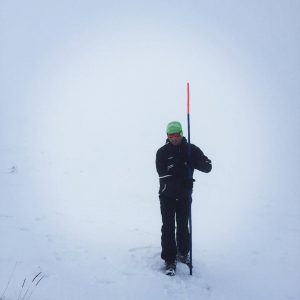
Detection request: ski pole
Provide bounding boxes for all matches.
[187,81,193,275]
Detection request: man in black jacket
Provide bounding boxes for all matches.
[156,121,212,275]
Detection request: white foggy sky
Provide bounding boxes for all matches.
[0,0,299,203]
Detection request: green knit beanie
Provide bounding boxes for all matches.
[166,121,183,135]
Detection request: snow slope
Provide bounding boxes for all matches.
[1,1,300,299]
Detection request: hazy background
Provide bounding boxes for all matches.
[1,0,299,228]
[0,1,299,298]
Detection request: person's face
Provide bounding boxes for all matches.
[167,133,182,146]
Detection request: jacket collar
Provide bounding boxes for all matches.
[165,136,188,147]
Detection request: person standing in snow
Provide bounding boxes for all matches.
[156,121,212,275]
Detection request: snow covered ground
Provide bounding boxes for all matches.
[1,1,300,299]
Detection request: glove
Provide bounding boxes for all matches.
[196,158,212,173]
[204,159,212,173]
[184,178,195,189]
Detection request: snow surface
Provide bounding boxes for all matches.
[1,1,300,299]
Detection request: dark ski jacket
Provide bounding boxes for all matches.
[156,137,212,200]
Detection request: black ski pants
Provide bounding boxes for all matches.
[159,195,190,263]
